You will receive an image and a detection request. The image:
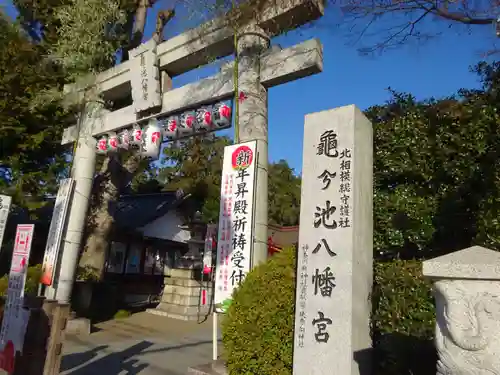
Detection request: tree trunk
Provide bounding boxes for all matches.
[77,0,170,280]
[77,0,150,279]
[78,154,142,277]
[120,11,136,62]
[130,0,149,53]
[121,0,149,61]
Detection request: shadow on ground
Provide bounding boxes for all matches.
[62,341,152,374]
[62,339,216,375]
[61,345,109,371]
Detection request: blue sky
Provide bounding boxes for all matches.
[2,0,497,174]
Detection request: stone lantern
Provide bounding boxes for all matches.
[423,246,500,375]
[177,210,205,269]
[147,210,213,320]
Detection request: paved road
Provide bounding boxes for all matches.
[61,313,221,375]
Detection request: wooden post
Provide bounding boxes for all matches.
[12,296,47,375]
[37,300,58,373]
[43,303,70,375]
[2,298,70,375]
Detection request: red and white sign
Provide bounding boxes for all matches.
[0,224,34,372]
[41,179,74,286]
[231,145,254,170]
[214,141,257,312]
[0,195,12,253]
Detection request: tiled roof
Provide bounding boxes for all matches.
[4,192,183,230]
[114,192,181,229]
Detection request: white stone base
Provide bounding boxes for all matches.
[65,317,91,335]
[146,271,213,321]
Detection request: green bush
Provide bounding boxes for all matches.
[25,264,42,295]
[221,247,296,375]
[222,250,436,375]
[76,265,100,282]
[0,264,42,297]
[372,260,436,375]
[113,309,131,319]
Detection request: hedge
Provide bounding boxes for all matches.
[221,249,436,375]
[0,264,42,301]
[222,247,296,375]
[372,260,436,375]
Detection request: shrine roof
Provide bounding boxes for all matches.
[3,191,186,232]
[114,191,186,229]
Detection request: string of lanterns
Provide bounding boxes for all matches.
[95,101,232,159]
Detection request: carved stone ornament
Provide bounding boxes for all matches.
[433,279,500,375]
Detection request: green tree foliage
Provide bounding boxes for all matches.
[158,137,302,225]
[159,136,233,223]
[268,160,301,226]
[372,260,435,375]
[128,163,164,194]
[221,246,296,375]
[368,68,500,259]
[14,0,66,45]
[372,261,434,338]
[49,0,126,81]
[12,0,162,277]
[19,0,130,106]
[0,13,68,210]
[0,264,42,300]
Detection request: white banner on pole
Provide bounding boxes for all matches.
[214,141,257,313]
[203,224,217,275]
[0,195,12,251]
[0,224,34,354]
[40,178,75,286]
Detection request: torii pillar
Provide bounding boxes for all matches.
[237,24,270,267]
[51,101,105,302]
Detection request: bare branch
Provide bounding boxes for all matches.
[153,8,176,43]
[335,0,499,54]
[430,6,494,25]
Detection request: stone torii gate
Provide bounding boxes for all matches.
[55,0,324,303]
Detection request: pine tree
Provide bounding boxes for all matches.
[0,12,68,210]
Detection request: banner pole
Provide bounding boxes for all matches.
[212,311,218,361]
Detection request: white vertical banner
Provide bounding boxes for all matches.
[203,224,217,275]
[0,195,12,251]
[0,224,34,354]
[40,178,75,286]
[214,141,257,313]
